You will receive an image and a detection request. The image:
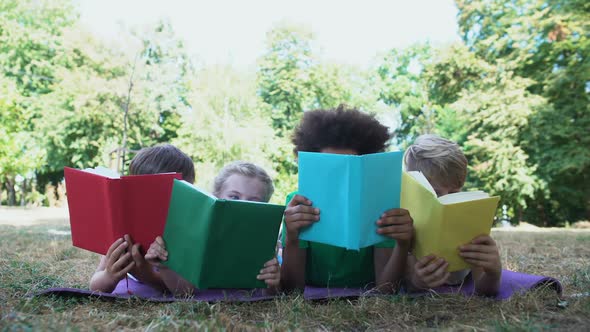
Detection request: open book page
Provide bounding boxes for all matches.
[438,191,489,204]
[406,171,436,196]
[83,166,120,179]
[406,171,490,204]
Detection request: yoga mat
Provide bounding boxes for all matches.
[303,270,562,300]
[35,277,275,302]
[35,270,561,302]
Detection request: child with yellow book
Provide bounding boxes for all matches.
[403,135,502,296]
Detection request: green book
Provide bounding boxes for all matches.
[162,179,285,289]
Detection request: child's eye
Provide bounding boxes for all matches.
[229,195,240,200]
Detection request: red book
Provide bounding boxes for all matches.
[64,167,181,255]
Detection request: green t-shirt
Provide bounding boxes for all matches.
[281,192,396,288]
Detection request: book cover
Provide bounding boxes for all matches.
[64,167,180,255]
[400,171,500,271]
[162,180,285,289]
[297,151,403,250]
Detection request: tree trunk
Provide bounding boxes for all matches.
[20,179,27,206]
[6,177,16,206]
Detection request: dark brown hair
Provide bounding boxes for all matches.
[129,144,195,184]
[292,105,391,154]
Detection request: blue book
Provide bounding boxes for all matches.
[298,151,403,250]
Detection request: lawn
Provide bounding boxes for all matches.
[0,209,589,331]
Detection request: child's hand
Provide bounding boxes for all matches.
[283,195,319,244]
[257,257,280,288]
[412,255,450,289]
[104,237,135,283]
[145,236,168,268]
[376,208,414,248]
[459,235,502,277]
[123,234,154,279]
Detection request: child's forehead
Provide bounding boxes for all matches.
[223,174,264,189]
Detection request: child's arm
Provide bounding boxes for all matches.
[145,236,196,297]
[459,235,502,296]
[89,238,134,292]
[257,257,280,294]
[280,195,319,291]
[373,208,414,293]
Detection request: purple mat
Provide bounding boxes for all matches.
[34,277,275,302]
[35,270,561,302]
[304,269,562,301]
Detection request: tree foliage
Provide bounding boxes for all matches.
[0,0,587,224]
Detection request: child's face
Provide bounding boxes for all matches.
[217,174,267,202]
[432,183,462,197]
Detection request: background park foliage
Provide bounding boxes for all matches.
[0,0,588,226]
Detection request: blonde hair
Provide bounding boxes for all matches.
[213,161,275,202]
[404,134,467,189]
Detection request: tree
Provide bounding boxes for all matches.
[173,65,287,202]
[257,23,317,137]
[0,0,75,205]
[377,44,436,146]
[456,0,590,223]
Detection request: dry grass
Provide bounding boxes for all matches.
[1,217,589,331]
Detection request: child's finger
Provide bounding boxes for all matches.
[260,264,279,275]
[288,195,312,207]
[106,238,125,258]
[257,272,278,280]
[459,244,494,254]
[156,236,166,247]
[158,248,168,260]
[415,255,437,269]
[264,258,278,267]
[377,224,413,235]
[459,251,491,261]
[427,271,451,288]
[107,241,128,266]
[419,258,447,275]
[421,262,449,285]
[131,243,145,264]
[285,212,319,223]
[381,208,409,218]
[376,216,412,227]
[114,261,136,279]
[285,204,319,217]
[124,234,134,247]
[112,252,132,272]
[470,235,494,245]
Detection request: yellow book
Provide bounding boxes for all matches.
[401,171,500,271]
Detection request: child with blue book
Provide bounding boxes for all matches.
[280,105,414,293]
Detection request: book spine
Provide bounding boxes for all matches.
[201,199,222,288]
[350,157,362,250]
[108,179,124,245]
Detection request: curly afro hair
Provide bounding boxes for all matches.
[292,105,391,155]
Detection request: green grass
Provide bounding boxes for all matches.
[1,221,590,331]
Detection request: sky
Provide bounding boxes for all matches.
[76,0,460,68]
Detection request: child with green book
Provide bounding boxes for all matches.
[404,134,502,296]
[280,105,414,293]
[89,144,196,293]
[145,161,281,296]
